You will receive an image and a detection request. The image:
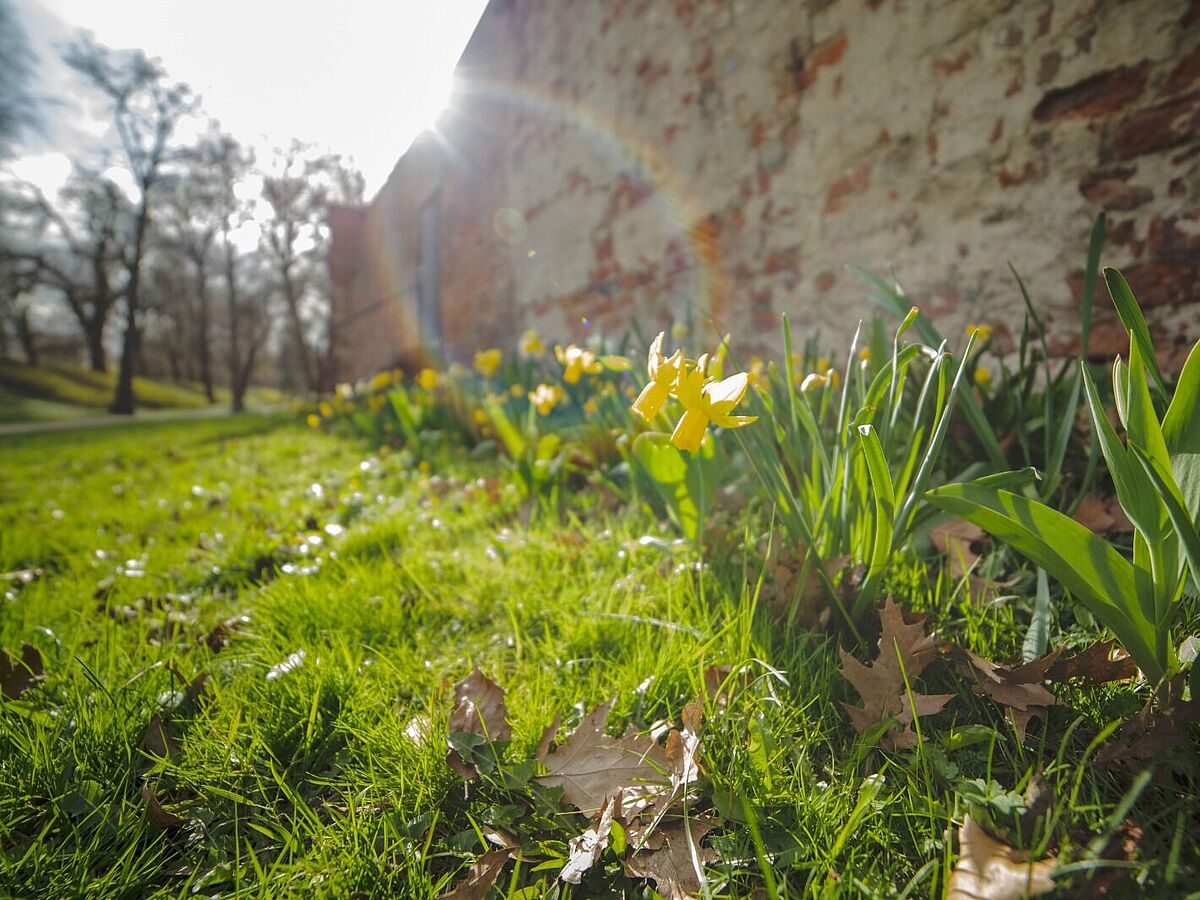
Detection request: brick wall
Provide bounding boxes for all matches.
[330,0,1199,381]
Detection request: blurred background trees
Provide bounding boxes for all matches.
[0,25,363,412]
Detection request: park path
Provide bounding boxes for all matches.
[0,405,237,439]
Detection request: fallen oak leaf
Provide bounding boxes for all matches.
[624,817,719,900]
[947,814,1056,899]
[447,667,512,781]
[930,518,988,578]
[1095,674,1200,767]
[1044,639,1137,685]
[0,643,43,701]
[534,698,669,816]
[142,781,184,829]
[950,647,1061,742]
[1072,494,1132,534]
[839,598,953,750]
[561,791,620,884]
[441,848,513,900]
[535,711,562,762]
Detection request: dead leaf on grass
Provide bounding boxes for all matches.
[930,519,987,578]
[0,643,43,700]
[952,648,1061,742]
[534,698,669,816]
[142,714,177,759]
[624,818,719,900]
[142,781,184,829]
[203,615,250,652]
[1096,675,1200,767]
[1072,495,1133,534]
[1044,640,1137,685]
[560,791,620,884]
[758,532,847,630]
[447,667,512,781]
[947,815,1056,899]
[440,848,513,900]
[839,598,953,749]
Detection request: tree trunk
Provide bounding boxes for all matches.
[110,300,138,414]
[281,264,316,392]
[192,252,214,402]
[222,237,245,413]
[84,316,107,372]
[15,308,38,367]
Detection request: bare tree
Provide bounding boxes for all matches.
[64,36,194,413]
[0,0,37,158]
[260,141,362,393]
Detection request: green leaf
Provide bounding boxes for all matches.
[1023,568,1052,663]
[856,425,895,612]
[1104,267,1167,396]
[1130,444,1200,605]
[632,432,699,540]
[926,481,1162,678]
[1080,213,1106,359]
[483,397,526,459]
[1162,339,1200,522]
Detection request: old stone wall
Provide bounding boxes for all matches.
[331,0,1199,381]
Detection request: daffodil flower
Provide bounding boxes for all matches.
[474,348,502,378]
[417,368,438,391]
[519,329,545,355]
[528,383,565,416]
[555,344,603,384]
[631,331,684,422]
[669,368,757,453]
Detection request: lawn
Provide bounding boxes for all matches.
[0,390,1196,897]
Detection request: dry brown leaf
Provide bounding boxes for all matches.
[142,714,177,759]
[0,643,43,701]
[930,519,987,577]
[534,698,669,816]
[624,818,719,900]
[953,648,1061,742]
[1072,495,1133,534]
[1044,640,1137,685]
[1096,675,1200,767]
[447,667,512,781]
[204,614,250,653]
[440,848,512,900]
[839,598,953,750]
[535,711,562,762]
[142,781,184,829]
[948,815,1056,899]
[560,791,620,884]
[759,532,846,630]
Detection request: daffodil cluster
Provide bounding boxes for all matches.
[631,332,757,452]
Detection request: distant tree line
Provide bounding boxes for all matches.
[0,22,363,412]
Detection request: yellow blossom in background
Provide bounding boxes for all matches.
[337,383,353,400]
[583,397,599,416]
[816,357,831,373]
[368,395,385,412]
[519,328,545,355]
[510,383,525,397]
[631,331,684,422]
[974,366,992,387]
[555,343,603,384]
[529,383,566,416]
[747,356,765,386]
[826,368,841,388]
[306,413,320,429]
[858,347,871,362]
[417,368,438,391]
[474,348,502,378]
[473,408,489,426]
[369,371,392,392]
[318,401,333,418]
[600,382,617,398]
[418,461,431,474]
[670,368,758,453]
[966,323,992,343]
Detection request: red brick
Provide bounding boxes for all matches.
[934,50,971,76]
[1113,94,1200,158]
[1163,43,1200,96]
[824,162,871,213]
[1147,213,1200,258]
[1078,167,1154,210]
[1119,260,1200,308]
[1032,63,1150,121]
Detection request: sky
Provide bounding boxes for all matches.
[8,0,489,199]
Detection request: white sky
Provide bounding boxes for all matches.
[9,0,489,199]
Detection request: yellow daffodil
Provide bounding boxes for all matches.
[474,348,502,378]
[974,366,992,387]
[800,372,828,393]
[519,328,545,355]
[473,408,489,426]
[336,382,353,400]
[369,370,392,392]
[670,368,757,453]
[858,347,871,362]
[747,356,765,386]
[631,331,684,422]
[510,383,525,397]
[417,368,438,391]
[966,323,992,343]
[815,357,832,373]
[555,343,603,384]
[318,401,333,417]
[306,413,320,429]
[529,383,565,416]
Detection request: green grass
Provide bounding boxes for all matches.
[0,418,1196,898]
[0,361,217,418]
